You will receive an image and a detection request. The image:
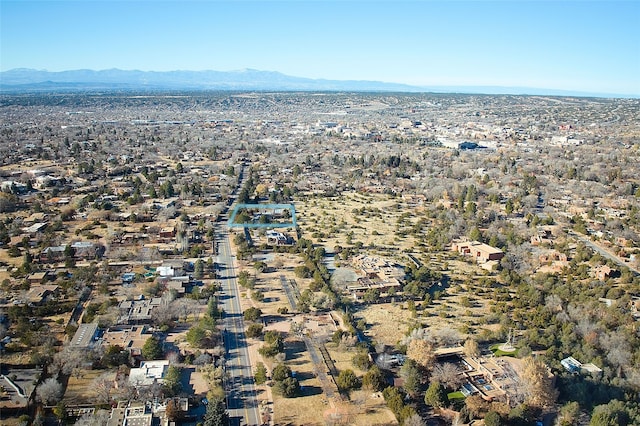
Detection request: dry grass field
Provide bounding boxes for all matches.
[64,369,110,405]
[297,191,419,260]
[271,338,327,426]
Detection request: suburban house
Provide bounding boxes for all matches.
[593,265,616,281]
[561,356,602,375]
[102,325,152,357]
[451,239,504,263]
[159,226,176,240]
[39,245,67,263]
[347,255,405,300]
[70,241,104,260]
[128,360,170,387]
[27,271,52,287]
[266,230,292,246]
[24,284,58,304]
[118,297,163,324]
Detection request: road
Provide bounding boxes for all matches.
[217,224,261,426]
[279,275,298,311]
[569,230,640,276]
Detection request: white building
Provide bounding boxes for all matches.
[128,360,170,387]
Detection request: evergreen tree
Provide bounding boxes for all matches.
[141,336,163,360]
[203,396,228,426]
[424,380,448,409]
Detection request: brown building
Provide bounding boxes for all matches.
[452,239,504,263]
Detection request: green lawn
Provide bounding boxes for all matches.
[489,343,516,357]
[447,391,465,400]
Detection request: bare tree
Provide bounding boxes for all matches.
[432,327,463,347]
[404,413,426,426]
[193,353,213,366]
[600,331,632,374]
[406,339,435,370]
[74,409,110,426]
[544,294,563,313]
[36,377,63,405]
[93,372,114,404]
[431,363,464,390]
[463,338,480,358]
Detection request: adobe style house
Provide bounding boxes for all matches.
[451,239,504,263]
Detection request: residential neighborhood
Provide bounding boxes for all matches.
[0,91,638,426]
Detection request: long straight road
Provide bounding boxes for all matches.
[217,224,261,426]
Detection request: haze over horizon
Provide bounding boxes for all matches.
[2,1,639,96]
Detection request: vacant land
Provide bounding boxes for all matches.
[297,192,419,258]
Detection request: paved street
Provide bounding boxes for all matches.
[217,224,261,426]
[569,230,640,276]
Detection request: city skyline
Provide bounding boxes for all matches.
[1,0,639,96]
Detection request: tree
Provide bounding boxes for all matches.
[336,369,360,392]
[271,363,292,382]
[194,259,204,280]
[404,413,426,426]
[273,376,301,398]
[165,399,185,422]
[193,353,213,366]
[141,335,163,360]
[246,323,263,338]
[589,400,630,426]
[424,380,448,409]
[362,365,386,391]
[520,356,558,408]
[484,411,502,426]
[465,395,490,419]
[102,344,130,367]
[74,410,110,426]
[430,362,463,390]
[399,358,422,396]
[93,372,114,404]
[351,353,371,371]
[362,287,380,304]
[243,307,262,322]
[557,401,581,426]
[163,365,182,396]
[203,395,228,426]
[254,260,267,272]
[406,339,435,370]
[236,270,256,289]
[186,325,207,348]
[255,362,268,385]
[64,244,76,267]
[36,377,63,405]
[53,401,67,422]
[463,338,480,358]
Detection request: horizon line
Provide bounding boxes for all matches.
[1,67,638,99]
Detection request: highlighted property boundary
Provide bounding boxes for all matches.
[227,203,296,228]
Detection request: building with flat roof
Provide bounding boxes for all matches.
[107,401,153,426]
[128,360,170,388]
[452,239,504,263]
[101,325,150,356]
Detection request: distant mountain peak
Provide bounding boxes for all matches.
[0,68,633,98]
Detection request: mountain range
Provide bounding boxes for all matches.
[0,68,632,98]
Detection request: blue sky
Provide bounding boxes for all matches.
[1,1,639,95]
